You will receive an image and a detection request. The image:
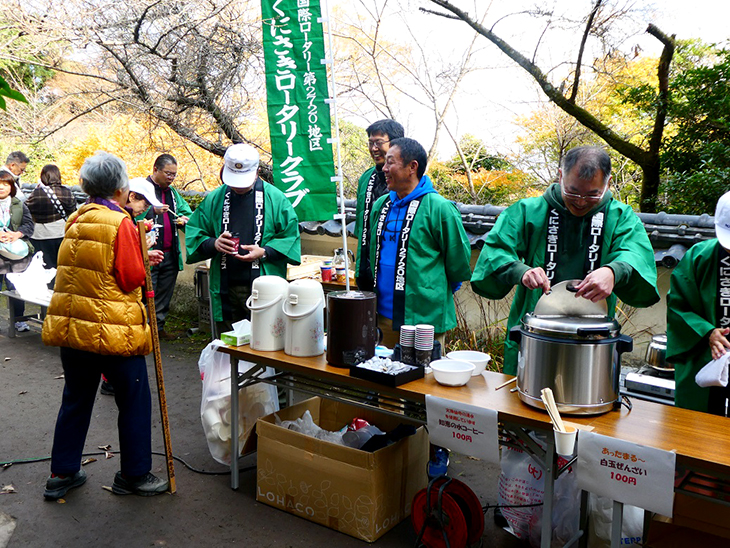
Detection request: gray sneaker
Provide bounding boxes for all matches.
[14,321,30,333]
[44,470,87,500]
[112,471,168,496]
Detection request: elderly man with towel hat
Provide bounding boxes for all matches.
[668,191,730,415]
[185,144,301,337]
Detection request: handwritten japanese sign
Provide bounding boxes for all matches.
[425,395,499,463]
[577,431,675,516]
[262,0,337,221]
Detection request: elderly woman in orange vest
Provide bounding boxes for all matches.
[42,151,168,500]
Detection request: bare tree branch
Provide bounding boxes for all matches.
[569,0,603,103]
[426,0,675,211]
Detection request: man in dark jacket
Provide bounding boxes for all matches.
[142,154,193,340]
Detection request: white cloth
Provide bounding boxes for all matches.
[31,218,65,240]
[695,353,730,388]
[0,196,11,228]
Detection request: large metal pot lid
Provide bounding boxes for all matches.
[533,279,608,317]
[521,312,621,339]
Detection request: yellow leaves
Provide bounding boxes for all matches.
[55,116,229,192]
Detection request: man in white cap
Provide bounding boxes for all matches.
[668,190,730,416]
[185,144,301,336]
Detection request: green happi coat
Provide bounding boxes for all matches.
[471,183,659,375]
[368,192,472,332]
[667,239,724,412]
[185,183,301,322]
[354,166,384,290]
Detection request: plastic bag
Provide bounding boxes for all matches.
[6,251,55,300]
[198,340,280,465]
[587,494,644,547]
[276,409,346,445]
[498,436,579,547]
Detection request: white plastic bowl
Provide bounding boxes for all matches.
[446,350,491,376]
[429,359,475,387]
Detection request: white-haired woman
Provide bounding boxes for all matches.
[42,151,168,500]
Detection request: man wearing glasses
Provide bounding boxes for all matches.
[143,154,193,340]
[1,151,30,202]
[354,119,404,291]
[471,146,659,375]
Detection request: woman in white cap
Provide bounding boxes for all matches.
[667,190,730,415]
[185,143,301,336]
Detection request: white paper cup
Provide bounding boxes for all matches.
[202,407,222,430]
[554,425,577,456]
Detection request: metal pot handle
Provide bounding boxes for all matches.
[576,327,612,337]
[508,326,522,344]
[616,334,633,355]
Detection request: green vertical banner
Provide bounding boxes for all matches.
[261,0,337,221]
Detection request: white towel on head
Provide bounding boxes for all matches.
[695,353,730,388]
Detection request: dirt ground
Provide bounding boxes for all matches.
[0,307,525,548]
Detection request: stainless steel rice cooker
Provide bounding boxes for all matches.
[509,312,633,415]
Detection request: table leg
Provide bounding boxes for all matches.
[230,355,240,490]
[610,500,624,548]
[7,296,16,338]
[541,434,556,548]
[578,490,590,548]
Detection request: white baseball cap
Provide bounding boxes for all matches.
[715,191,730,249]
[128,177,163,207]
[222,144,259,188]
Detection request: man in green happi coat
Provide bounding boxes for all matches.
[369,137,472,347]
[471,146,659,375]
[354,119,404,291]
[667,191,730,415]
[186,144,301,336]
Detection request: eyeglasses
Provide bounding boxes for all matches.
[561,180,607,203]
[368,139,390,149]
[162,170,177,179]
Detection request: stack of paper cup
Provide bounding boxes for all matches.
[415,324,434,350]
[400,325,416,364]
[415,324,435,366]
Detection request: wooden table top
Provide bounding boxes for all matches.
[218,345,730,473]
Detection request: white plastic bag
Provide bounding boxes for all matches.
[587,493,644,548]
[6,251,55,301]
[498,437,579,547]
[198,340,280,465]
[276,409,346,445]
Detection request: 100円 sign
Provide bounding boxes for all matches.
[261,0,337,221]
[425,395,499,463]
[577,431,676,516]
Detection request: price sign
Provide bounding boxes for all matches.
[425,395,499,463]
[577,431,676,516]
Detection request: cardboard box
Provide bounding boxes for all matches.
[672,491,730,539]
[646,514,730,547]
[256,397,428,542]
[220,331,249,347]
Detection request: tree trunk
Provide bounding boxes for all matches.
[639,155,661,213]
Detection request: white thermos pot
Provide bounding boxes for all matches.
[246,276,289,351]
[283,279,325,357]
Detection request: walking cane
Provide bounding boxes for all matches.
[137,221,176,494]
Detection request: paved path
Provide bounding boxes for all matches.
[0,317,522,547]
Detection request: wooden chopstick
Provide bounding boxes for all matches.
[495,377,517,390]
[541,388,567,432]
